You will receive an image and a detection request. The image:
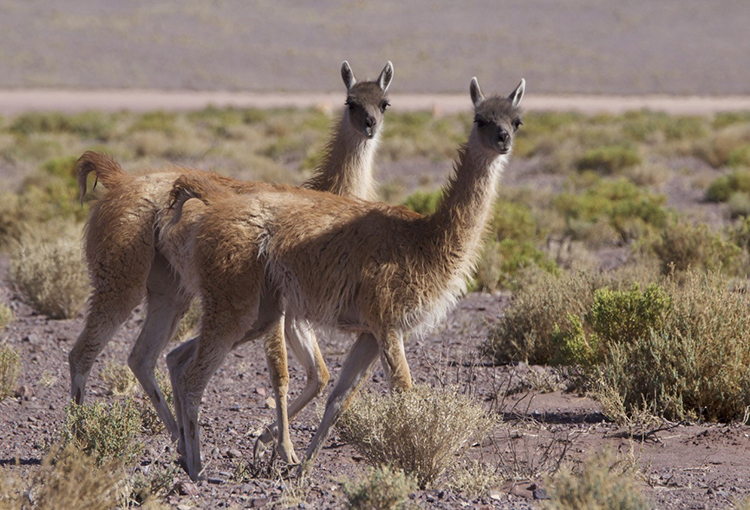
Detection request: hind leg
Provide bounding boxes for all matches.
[256,317,329,452]
[128,251,192,442]
[69,285,143,404]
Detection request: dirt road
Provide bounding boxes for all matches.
[1,89,750,115]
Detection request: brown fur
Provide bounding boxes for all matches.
[161,77,525,480]
[68,61,394,460]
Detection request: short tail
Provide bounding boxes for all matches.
[168,173,231,224]
[76,151,128,204]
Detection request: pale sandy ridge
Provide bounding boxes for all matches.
[1,90,750,115]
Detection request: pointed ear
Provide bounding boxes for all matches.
[341,61,356,91]
[377,61,394,92]
[470,77,484,107]
[508,78,525,107]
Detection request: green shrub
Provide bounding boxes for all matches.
[341,465,417,510]
[61,400,142,466]
[547,451,649,510]
[553,178,667,243]
[337,386,490,488]
[402,190,442,215]
[728,145,750,167]
[588,284,671,345]
[706,169,750,202]
[0,342,21,400]
[8,223,90,319]
[728,191,750,218]
[577,145,641,174]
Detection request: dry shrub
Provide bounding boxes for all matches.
[61,399,142,466]
[448,459,503,498]
[546,450,649,510]
[645,221,747,275]
[0,445,124,509]
[0,304,14,331]
[0,342,21,400]
[696,123,750,167]
[337,385,491,488]
[596,272,750,422]
[341,464,418,510]
[7,222,90,319]
[100,361,137,396]
[485,267,597,364]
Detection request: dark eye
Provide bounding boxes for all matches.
[345,100,355,111]
[475,118,488,128]
[513,120,523,131]
[380,100,390,113]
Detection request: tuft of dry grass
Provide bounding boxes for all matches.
[484,267,597,364]
[448,459,504,499]
[0,304,14,331]
[99,361,137,396]
[341,464,418,510]
[0,342,21,400]
[0,445,124,510]
[546,450,649,510]
[7,222,90,319]
[337,385,491,489]
[61,399,142,466]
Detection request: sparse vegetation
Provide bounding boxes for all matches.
[0,304,13,331]
[99,361,137,396]
[0,342,21,399]
[341,464,418,510]
[547,451,649,510]
[61,400,142,466]
[337,386,491,488]
[7,222,90,319]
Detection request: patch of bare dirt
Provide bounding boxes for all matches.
[2,262,750,508]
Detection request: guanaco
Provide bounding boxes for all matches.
[68,62,394,454]
[161,77,525,480]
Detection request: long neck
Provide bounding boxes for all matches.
[429,128,507,271]
[303,111,378,200]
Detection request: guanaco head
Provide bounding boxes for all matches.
[341,61,394,139]
[470,77,525,155]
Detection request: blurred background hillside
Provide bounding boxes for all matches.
[0,0,748,95]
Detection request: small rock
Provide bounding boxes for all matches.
[532,487,549,500]
[22,334,40,344]
[489,488,503,501]
[15,385,34,399]
[175,481,199,497]
[265,396,276,410]
[250,497,268,507]
[207,477,224,485]
[177,505,192,510]
[255,387,267,396]
[227,448,242,459]
[241,483,254,494]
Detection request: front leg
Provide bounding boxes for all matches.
[298,332,380,477]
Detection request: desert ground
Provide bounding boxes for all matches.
[2,1,750,508]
